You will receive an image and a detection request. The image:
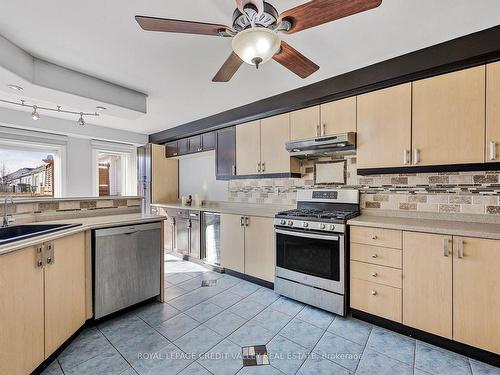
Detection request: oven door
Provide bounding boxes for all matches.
[275,228,344,294]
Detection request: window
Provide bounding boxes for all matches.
[0,148,59,197]
[91,140,137,197]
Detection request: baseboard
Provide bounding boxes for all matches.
[351,309,500,368]
[224,268,274,289]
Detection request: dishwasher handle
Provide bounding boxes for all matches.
[94,222,161,237]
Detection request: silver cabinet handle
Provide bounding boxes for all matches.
[316,124,320,137]
[321,123,326,136]
[413,148,420,164]
[371,272,378,277]
[490,141,496,161]
[240,216,245,227]
[371,253,378,258]
[261,162,266,172]
[443,237,449,257]
[245,216,249,227]
[371,290,377,296]
[232,165,236,175]
[403,149,410,165]
[457,239,464,259]
[257,162,261,173]
[371,235,378,240]
[36,245,44,268]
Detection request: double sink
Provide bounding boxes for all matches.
[0,223,82,245]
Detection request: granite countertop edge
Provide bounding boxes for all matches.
[152,202,293,218]
[348,215,500,240]
[0,213,163,256]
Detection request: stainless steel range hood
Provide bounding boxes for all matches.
[286,132,356,158]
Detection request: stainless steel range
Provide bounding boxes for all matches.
[274,189,359,316]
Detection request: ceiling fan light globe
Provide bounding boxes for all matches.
[232,27,281,66]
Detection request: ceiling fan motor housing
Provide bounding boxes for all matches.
[232,2,279,32]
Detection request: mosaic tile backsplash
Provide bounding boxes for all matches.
[228,155,500,216]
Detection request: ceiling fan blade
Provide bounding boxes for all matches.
[279,0,382,34]
[213,52,244,82]
[135,16,229,36]
[273,41,319,79]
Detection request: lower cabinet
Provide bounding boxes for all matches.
[350,225,500,355]
[453,236,500,354]
[0,232,87,375]
[403,232,453,338]
[220,214,275,282]
[244,216,274,283]
[220,214,245,273]
[0,245,45,375]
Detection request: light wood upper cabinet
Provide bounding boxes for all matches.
[412,66,485,166]
[244,216,275,282]
[220,214,245,273]
[357,83,412,169]
[236,120,261,175]
[486,62,500,162]
[290,106,320,140]
[403,232,452,339]
[320,97,356,136]
[152,144,178,204]
[0,247,45,375]
[260,114,299,174]
[44,233,87,357]
[453,236,500,354]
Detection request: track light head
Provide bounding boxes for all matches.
[78,113,85,126]
[31,106,40,121]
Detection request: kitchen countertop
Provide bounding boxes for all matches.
[348,214,500,240]
[0,213,163,256]
[152,201,294,219]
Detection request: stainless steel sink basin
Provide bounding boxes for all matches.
[0,224,82,245]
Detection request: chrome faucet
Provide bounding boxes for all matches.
[2,196,15,227]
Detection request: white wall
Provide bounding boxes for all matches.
[179,151,228,202]
[66,137,94,197]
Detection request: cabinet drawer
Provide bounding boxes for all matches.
[350,226,402,249]
[350,278,402,322]
[350,260,402,288]
[350,243,402,268]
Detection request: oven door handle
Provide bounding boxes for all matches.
[275,229,339,241]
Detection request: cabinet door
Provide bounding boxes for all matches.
[412,66,485,165]
[220,214,245,273]
[165,141,178,157]
[0,247,45,375]
[44,233,87,356]
[290,106,320,140]
[320,97,356,135]
[216,127,236,177]
[164,217,175,253]
[486,62,500,162]
[236,120,261,175]
[260,113,296,174]
[188,135,202,153]
[177,139,189,155]
[189,219,201,259]
[202,131,216,151]
[244,216,275,282]
[403,232,452,338]
[152,144,178,204]
[453,237,500,354]
[176,218,190,256]
[357,83,412,169]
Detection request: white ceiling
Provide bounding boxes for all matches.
[0,0,499,135]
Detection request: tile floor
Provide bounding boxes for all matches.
[42,254,500,375]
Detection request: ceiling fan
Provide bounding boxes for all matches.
[135,0,382,82]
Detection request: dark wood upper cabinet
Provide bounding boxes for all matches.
[165,141,178,157]
[202,131,216,151]
[188,135,202,153]
[177,139,189,155]
[216,126,236,178]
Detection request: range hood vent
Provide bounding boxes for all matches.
[286,132,356,159]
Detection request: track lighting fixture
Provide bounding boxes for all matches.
[31,105,40,120]
[0,98,99,126]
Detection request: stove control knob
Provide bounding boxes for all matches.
[320,223,326,230]
[280,219,286,225]
[329,224,335,231]
[287,221,293,226]
[303,222,309,228]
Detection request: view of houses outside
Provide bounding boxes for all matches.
[0,149,55,197]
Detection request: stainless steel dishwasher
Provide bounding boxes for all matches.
[93,222,161,319]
